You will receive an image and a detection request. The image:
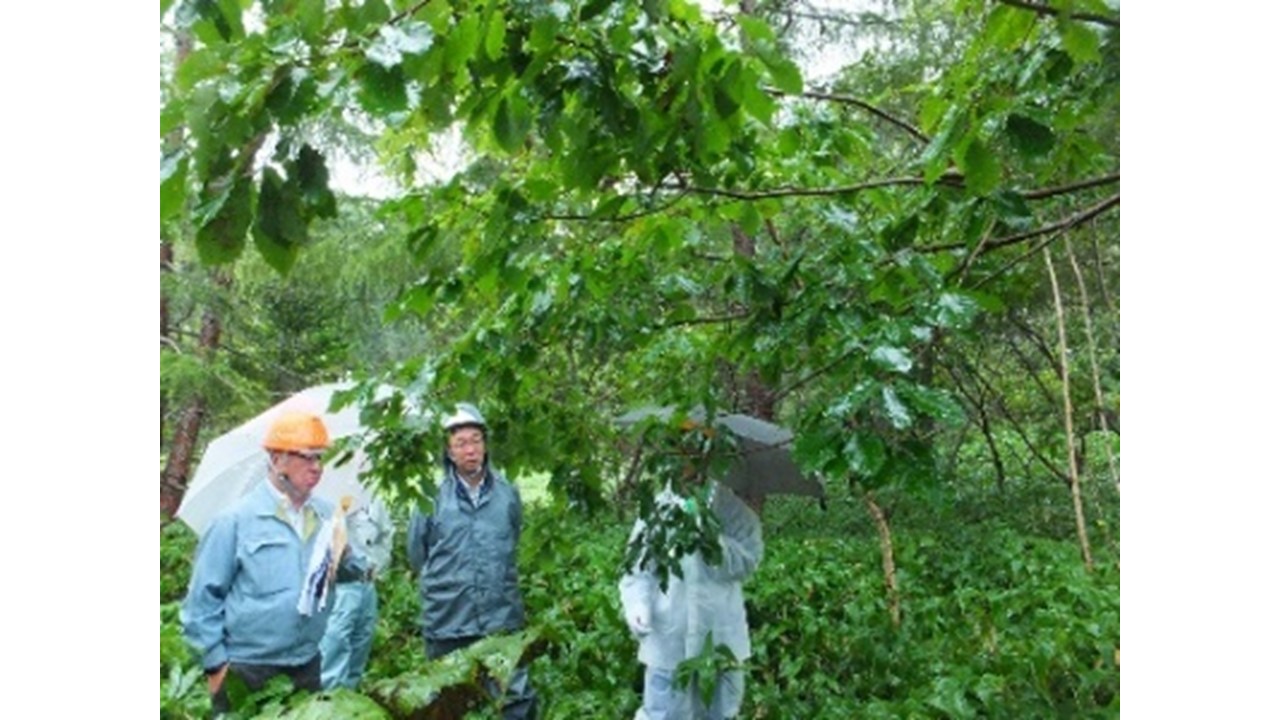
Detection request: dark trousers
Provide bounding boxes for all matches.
[427,635,538,720]
[211,654,321,716]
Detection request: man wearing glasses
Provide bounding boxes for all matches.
[181,411,366,715]
[408,403,538,719]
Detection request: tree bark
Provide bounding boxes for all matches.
[859,485,901,629]
[160,270,229,520]
[1043,248,1094,572]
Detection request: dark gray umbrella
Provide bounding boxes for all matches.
[617,406,825,499]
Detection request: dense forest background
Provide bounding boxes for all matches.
[155,0,1133,717]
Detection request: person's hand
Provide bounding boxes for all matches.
[207,664,229,694]
[627,607,652,637]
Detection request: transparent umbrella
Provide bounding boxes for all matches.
[175,382,384,536]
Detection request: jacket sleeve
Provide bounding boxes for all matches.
[366,499,396,572]
[180,514,237,671]
[407,508,432,577]
[705,486,764,583]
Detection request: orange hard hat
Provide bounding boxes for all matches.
[263,411,330,451]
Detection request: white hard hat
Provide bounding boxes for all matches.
[442,402,487,433]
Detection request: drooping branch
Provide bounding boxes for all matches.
[1043,246,1095,572]
[1022,173,1119,200]
[996,0,1120,28]
[773,88,930,144]
[921,194,1119,254]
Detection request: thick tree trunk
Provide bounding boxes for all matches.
[859,485,901,629]
[160,273,228,520]
[1043,248,1094,572]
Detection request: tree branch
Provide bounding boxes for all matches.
[921,193,1119,254]
[771,88,930,144]
[677,175,963,200]
[1022,173,1119,200]
[653,310,751,330]
[995,0,1119,28]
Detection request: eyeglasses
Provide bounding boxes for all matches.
[286,450,326,463]
[449,437,486,450]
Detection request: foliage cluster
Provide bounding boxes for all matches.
[161,477,1117,718]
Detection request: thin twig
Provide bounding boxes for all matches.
[996,0,1119,28]
[772,88,930,144]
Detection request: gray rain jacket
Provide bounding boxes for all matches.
[407,457,526,641]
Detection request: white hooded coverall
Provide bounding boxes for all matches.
[619,482,764,719]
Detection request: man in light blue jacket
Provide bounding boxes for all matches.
[407,403,537,719]
[181,412,365,715]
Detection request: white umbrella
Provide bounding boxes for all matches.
[176,382,388,536]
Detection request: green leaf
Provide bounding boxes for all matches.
[899,384,966,426]
[843,432,887,478]
[161,151,189,222]
[1005,114,1056,157]
[355,62,408,114]
[960,138,1000,196]
[494,93,531,154]
[175,48,225,91]
[294,0,326,42]
[765,57,804,95]
[253,167,307,274]
[871,346,913,374]
[741,77,776,123]
[195,175,253,265]
[881,385,912,430]
[931,292,980,330]
[1058,19,1101,64]
[485,11,506,61]
[738,16,775,47]
[882,214,920,251]
[921,105,962,183]
[292,145,337,219]
[445,13,482,72]
[985,4,1036,49]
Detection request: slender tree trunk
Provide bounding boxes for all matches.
[942,361,1006,490]
[1065,234,1119,491]
[1089,219,1116,314]
[1043,248,1094,572]
[160,271,229,520]
[859,484,901,629]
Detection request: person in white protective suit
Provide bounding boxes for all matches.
[619,480,764,720]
